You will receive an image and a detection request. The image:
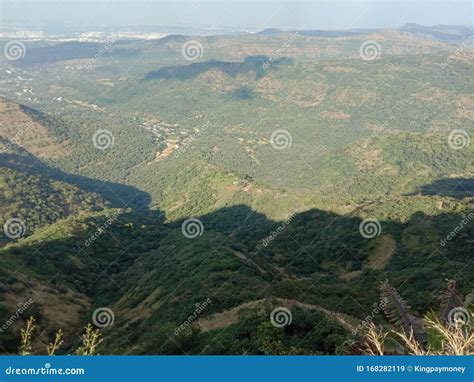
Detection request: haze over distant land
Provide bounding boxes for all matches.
[1,0,472,31]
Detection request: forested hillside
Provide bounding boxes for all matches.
[0,28,472,354]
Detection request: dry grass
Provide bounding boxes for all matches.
[366,235,396,270]
[76,323,102,355]
[364,316,473,355]
[319,110,351,120]
[456,96,474,121]
[19,316,36,355]
[392,329,425,355]
[0,99,69,159]
[18,316,102,355]
[424,315,474,355]
[364,323,388,355]
[47,329,64,356]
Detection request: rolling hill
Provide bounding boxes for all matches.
[0,27,472,354]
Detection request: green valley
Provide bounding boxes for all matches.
[0,26,472,355]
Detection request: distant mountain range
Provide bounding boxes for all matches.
[257,24,473,42]
[1,23,472,43]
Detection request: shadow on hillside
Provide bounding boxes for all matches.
[0,177,472,354]
[229,86,255,100]
[144,55,292,81]
[0,150,151,209]
[420,177,474,199]
[2,202,471,309]
[0,202,472,354]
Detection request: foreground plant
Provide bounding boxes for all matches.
[364,323,388,355]
[391,314,473,355]
[47,329,64,355]
[17,318,102,355]
[363,280,473,355]
[18,316,36,355]
[76,323,103,355]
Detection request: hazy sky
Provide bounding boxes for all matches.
[1,1,472,30]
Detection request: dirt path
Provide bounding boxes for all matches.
[197,297,357,332]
